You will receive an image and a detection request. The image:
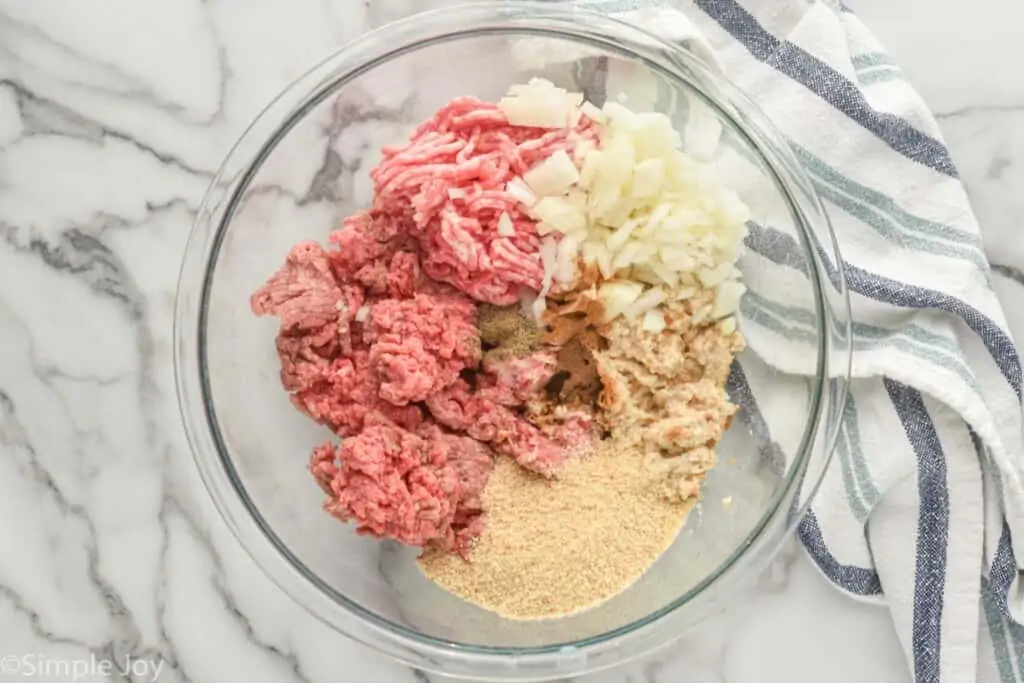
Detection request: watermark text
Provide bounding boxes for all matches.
[1,653,164,680]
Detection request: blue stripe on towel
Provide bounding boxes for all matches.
[846,265,1021,399]
[692,0,958,178]
[989,523,1018,619]
[885,379,949,683]
[797,511,883,595]
[726,362,786,475]
[743,222,1023,400]
[726,363,882,594]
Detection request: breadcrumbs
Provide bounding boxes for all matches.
[418,436,693,620]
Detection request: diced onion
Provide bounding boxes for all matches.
[532,196,586,235]
[505,177,537,207]
[497,212,516,237]
[538,237,558,299]
[523,150,580,198]
[578,149,603,190]
[581,101,606,123]
[598,281,644,320]
[555,234,579,285]
[623,287,666,321]
[499,78,583,129]
[606,218,640,253]
[712,281,747,318]
[506,88,750,326]
[642,309,667,333]
[631,158,665,198]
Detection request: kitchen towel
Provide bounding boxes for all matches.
[536,0,1024,681]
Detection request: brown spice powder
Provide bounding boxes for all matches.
[477,304,540,360]
[417,437,694,620]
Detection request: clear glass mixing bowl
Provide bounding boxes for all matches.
[174,2,852,679]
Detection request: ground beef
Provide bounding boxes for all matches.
[309,419,492,556]
[252,98,599,553]
[371,97,597,305]
[289,350,425,437]
[251,239,435,437]
[477,351,557,406]
[425,353,593,478]
[365,293,480,405]
[328,209,408,281]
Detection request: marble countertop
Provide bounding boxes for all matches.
[0,1,1019,682]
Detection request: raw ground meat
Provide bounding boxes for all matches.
[309,419,493,556]
[366,293,480,405]
[288,350,425,437]
[252,238,439,437]
[425,350,594,477]
[252,97,600,551]
[371,97,598,305]
[477,351,557,406]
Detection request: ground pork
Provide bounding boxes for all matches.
[309,418,493,556]
[370,97,598,305]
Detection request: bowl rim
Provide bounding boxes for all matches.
[173,1,850,677]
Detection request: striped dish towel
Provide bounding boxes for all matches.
[542,0,1024,681]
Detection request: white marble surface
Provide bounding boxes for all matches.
[0,1,1017,682]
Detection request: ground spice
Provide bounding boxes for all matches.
[477,304,541,362]
[417,435,694,620]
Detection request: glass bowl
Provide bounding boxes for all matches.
[174,2,851,680]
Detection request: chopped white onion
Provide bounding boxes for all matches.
[505,177,537,207]
[523,150,580,198]
[641,309,667,333]
[508,90,751,326]
[581,101,606,123]
[612,240,644,272]
[531,296,547,321]
[712,281,747,318]
[606,218,640,253]
[630,158,665,198]
[497,212,516,237]
[538,237,558,301]
[623,287,666,321]
[555,234,579,285]
[598,281,644,320]
[532,196,586,235]
[499,78,583,129]
[596,247,614,279]
[578,149,603,190]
